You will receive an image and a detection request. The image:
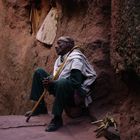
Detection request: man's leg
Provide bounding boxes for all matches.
[46,78,75,132]
[25,68,49,116]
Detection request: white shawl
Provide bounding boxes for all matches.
[53,49,97,92]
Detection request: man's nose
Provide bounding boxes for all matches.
[55,45,58,49]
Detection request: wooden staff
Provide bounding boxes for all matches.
[26,90,47,122]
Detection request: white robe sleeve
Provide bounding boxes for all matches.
[70,58,84,71]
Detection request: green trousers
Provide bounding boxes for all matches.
[30,68,75,116]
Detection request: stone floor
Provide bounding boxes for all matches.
[0,114,107,140]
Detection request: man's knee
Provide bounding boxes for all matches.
[34,68,49,79]
[54,79,74,96]
[34,68,46,75]
[55,79,69,88]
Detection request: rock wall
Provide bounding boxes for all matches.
[111,0,140,139]
[0,0,52,114]
[111,0,140,76]
[0,0,32,114]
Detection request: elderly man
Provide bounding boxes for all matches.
[25,36,97,132]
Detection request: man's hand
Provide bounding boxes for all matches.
[42,77,54,89]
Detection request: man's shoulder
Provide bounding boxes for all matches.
[69,49,85,59]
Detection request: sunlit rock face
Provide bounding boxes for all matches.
[0,0,51,115]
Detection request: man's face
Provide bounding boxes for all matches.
[55,40,70,56]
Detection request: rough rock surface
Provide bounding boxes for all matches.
[111,0,140,75]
